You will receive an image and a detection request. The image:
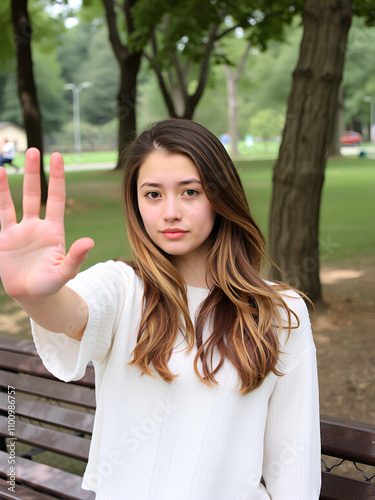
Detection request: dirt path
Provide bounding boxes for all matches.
[313,256,375,424]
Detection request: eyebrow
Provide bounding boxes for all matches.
[139,178,202,189]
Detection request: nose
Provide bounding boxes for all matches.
[163,195,182,222]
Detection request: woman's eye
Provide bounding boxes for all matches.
[184,189,198,197]
[146,192,161,199]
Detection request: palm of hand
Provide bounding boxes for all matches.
[0,149,94,300]
[0,217,66,297]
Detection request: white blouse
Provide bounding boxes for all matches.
[31,260,321,500]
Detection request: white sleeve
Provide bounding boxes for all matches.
[30,260,133,382]
[262,296,321,499]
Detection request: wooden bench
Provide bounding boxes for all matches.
[0,334,374,500]
[0,335,95,499]
[320,415,375,500]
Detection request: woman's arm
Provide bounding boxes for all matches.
[262,302,321,499]
[0,148,94,340]
[16,287,89,340]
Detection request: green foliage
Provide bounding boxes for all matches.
[0,48,68,133]
[56,21,98,84]
[0,4,14,69]
[246,22,301,110]
[130,0,304,62]
[28,1,66,53]
[352,0,375,26]
[34,49,69,132]
[194,82,229,137]
[342,17,375,127]
[0,0,64,67]
[77,25,120,125]
[248,107,286,139]
[136,65,170,129]
[197,23,301,138]
[2,1,375,145]
[59,119,118,150]
[0,0,70,132]
[0,71,22,126]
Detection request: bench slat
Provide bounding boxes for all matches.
[320,470,375,500]
[0,370,96,409]
[321,415,375,466]
[0,416,90,461]
[0,336,37,354]
[0,349,95,388]
[0,452,95,500]
[0,350,60,379]
[0,393,94,435]
[0,478,56,500]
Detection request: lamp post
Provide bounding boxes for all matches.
[363,96,375,143]
[64,81,92,162]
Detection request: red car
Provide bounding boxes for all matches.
[340,131,362,146]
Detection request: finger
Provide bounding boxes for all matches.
[59,238,95,282]
[45,153,66,223]
[0,167,17,230]
[22,148,41,218]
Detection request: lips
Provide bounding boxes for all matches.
[161,228,188,240]
[162,228,187,233]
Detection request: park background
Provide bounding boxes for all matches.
[0,0,374,481]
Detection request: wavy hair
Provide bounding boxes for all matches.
[122,119,298,395]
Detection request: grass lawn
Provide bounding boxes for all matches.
[3,155,374,270]
[237,156,375,264]
[11,151,119,169]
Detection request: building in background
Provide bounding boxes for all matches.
[0,122,27,152]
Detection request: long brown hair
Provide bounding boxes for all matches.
[122,119,298,395]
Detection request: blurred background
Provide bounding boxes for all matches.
[0,0,374,434]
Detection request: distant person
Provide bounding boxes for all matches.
[0,139,19,171]
[219,132,230,146]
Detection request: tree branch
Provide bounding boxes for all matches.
[143,50,152,63]
[150,29,175,115]
[113,0,124,12]
[235,41,251,80]
[215,40,231,78]
[191,24,218,105]
[124,0,137,35]
[169,52,188,101]
[183,60,191,83]
[102,0,127,62]
[215,24,240,41]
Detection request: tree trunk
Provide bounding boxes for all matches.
[228,77,239,157]
[220,66,239,156]
[218,42,250,158]
[116,51,142,169]
[103,0,144,169]
[11,0,47,204]
[166,69,185,117]
[329,83,344,156]
[268,0,352,303]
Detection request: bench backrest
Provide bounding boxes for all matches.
[0,336,95,499]
[320,415,375,500]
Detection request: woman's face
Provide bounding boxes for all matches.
[137,151,216,265]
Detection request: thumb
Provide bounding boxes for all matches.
[60,237,95,282]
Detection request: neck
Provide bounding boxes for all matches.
[171,245,212,289]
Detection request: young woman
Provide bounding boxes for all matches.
[0,119,321,499]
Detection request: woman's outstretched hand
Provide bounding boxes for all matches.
[0,148,94,300]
